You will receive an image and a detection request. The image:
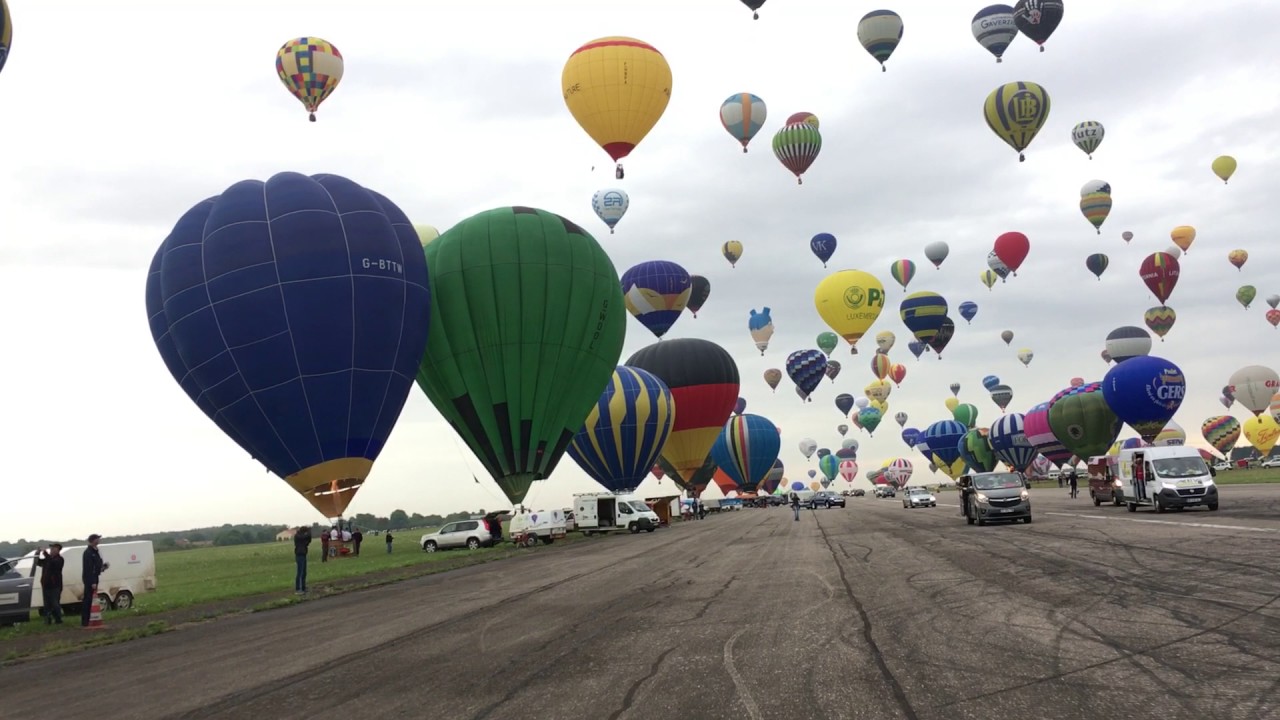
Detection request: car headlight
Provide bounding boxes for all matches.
[1114,479,1123,487]
[976,493,989,503]
[1020,490,1029,501]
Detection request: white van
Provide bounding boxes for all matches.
[0,541,156,624]
[573,492,659,534]
[1116,446,1219,513]
[508,508,568,547]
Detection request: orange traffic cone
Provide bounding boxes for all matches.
[84,596,104,630]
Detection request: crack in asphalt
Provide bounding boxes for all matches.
[609,645,677,720]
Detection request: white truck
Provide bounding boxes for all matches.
[508,508,568,547]
[0,541,157,625]
[573,492,660,534]
[1116,446,1219,513]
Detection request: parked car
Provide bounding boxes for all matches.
[808,491,846,509]
[421,519,495,552]
[1262,457,1280,469]
[851,488,866,497]
[1212,461,1233,472]
[874,485,896,498]
[902,486,937,508]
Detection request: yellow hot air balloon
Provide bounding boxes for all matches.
[865,379,892,403]
[1212,155,1237,184]
[415,224,440,248]
[276,37,344,122]
[980,270,998,289]
[815,270,886,353]
[722,240,743,268]
[1243,414,1279,456]
[983,81,1051,162]
[562,37,672,179]
[945,397,960,413]
[1170,226,1196,253]
[869,398,889,413]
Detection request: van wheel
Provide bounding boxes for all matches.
[466,538,481,550]
[1113,495,1123,506]
[424,540,438,553]
[1093,496,1102,506]
[629,522,640,534]
[97,593,112,610]
[1153,497,1164,514]
[1127,502,1137,513]
[113,590,134,610]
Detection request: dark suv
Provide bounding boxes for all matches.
[808,491,846,509]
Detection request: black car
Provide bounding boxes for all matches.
[851,489,866,497]
[808,491,846,509]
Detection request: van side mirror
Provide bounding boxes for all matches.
[1209,466,1217,478]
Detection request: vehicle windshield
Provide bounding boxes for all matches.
[907,487,927,495]
[973,473,1024,490]
[1153,457,1210,479]
[628,501,649,512]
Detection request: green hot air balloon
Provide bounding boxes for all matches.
[816,331,839,357]
[960,428,999,473]
[1237,285,1257,310]
[952,402,980,429]
[1047,382,1122,460]
[415,206,627,505]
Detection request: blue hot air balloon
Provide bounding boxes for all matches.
[734,397,747,415]
[816,447,832,459]
[810,232,837,267]
[719,92,768,152]
[924,419,967,475]
[567,366,675,493]
[760,458,785,494]
[989,413,1037,471]
[807,470,817,480]
[835,393,855,416]
[711,414,782,493]
[902,427,921,448]
[792,480,808,491]
[591,188,629,234]
[907,340,926,360]
[900,292,949,345]
[146,172,431,519]
[621,261,692,339]
[958,301,979,324]
[982,375,1001,391]
[1101,355,1187,443]
[786,349,828,400]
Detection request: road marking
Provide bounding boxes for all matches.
[723,627,763,720]
[1043,511,1280,533]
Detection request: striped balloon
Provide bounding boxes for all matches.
[871,353,892,380]
[567,366,675,493]
[838,459,859,482]
[786,349,828,400]
[772,121,822,184]
[1085,253,1109,280]
[711,414,781,493]
[1144,306,1177,340]
[890,258,917,290]
[720,93,768,153]
[1201,415,1242,458]
[818,453,839,482]
[760,458,785,494]
[983,81,1052,161]
[1140,251,1181,305]
[989,413,1037,471]
[924,420,968,479]
[899,291,949,344]
[971,5,1018,62]
[1080,192,1112,234]
[1072,121,1106,158]
[857,10,904,71]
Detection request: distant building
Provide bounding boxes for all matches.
[275,528,297,542]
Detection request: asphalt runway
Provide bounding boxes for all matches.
[5,484,1280,720]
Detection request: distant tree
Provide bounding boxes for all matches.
[389,509,410,529]
[188,532,207,542]
[158,537,178,550]
[214,529,246,546]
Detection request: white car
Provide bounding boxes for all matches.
[902,487,937,508]
[1213,461,1233,472]
[1262,458,1280,469]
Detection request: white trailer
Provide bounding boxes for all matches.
[0,541,156,624]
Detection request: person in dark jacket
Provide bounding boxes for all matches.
[1068,470,1079,499]
[36,544,64,624]
[293,526,311,593]
[789,492,801,521]
[385,531,394,554]
[80,534,109,626]
[320,531,330,563]
[351,528,363,556]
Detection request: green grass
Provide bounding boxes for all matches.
[1207,467,1280,484]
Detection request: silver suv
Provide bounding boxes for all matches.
[421,520,495,552]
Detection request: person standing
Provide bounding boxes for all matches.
[36,544,64,625]
[385,530,394,554]
[293,526,312,593]
[1068,470,1079,499]
[790,492,801,521]
[351,527,363,556]
[80,534,109,627]
[320,530,330,563]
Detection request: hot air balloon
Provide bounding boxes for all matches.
[787,111,820,127]
[990,385,1014,412]
[981,270,999,290]
[1237,285,1257,310]
[1140,252,1180,305]
[857,10,904,72]
[658,454,719,495]
[749,308,775,355]
[1101,349,1112,364]
[990,414,1038,472]
[894,411,909,428]
[886,458,914,486]
[924,241,950,269]
[842,438,860,454]
[761,459,785,494]
[1012,0,1063,51]
[740,0,767,19]
[1105,326,1151,363]
[711,414,782,493]
[1001,330,1014,345]
[1224,385,1237,406]
[871,353,892,380]
[890,363,907,387]
[1025,402,1073,467]
[1144,306,1176,340]
[1017,349,1034,367]
[417,206,625,505]
[958,301,978,324]
[1243,415,1280,457]
[815,270,886,353]
[1227,366,1280,415]
[983,376,1001,391]
[1212,155,1237,184]
[773,120,822,184]
[734,397,747,416]
[925,420,968,480]
[1071,121,1105,158]
[1268,310,1280,329]
[900,291,948,346]
[800,438,818,459]
[817,331,839,357]
[628,339,740,493]
[993,232,1030,275]
[1048,382,1123,460]
[147,172,430,518]
[567,367,675,493]
[818,454,840,484]
[622,261,691,338]
[276,38,344,122]
[971,4,1017,62]
[949,382,962,397]
[838,459,859,483]
[1269,295,1280,310]
[811,233,837,267]
[720,93,767,152]
[838,423,850,437]
[1228,249,1249,271]
[759,370,782,394]
[958,428,999,473]
[1080,192,1111,234]
[1102,356,1186,443]
[415,225,441,247]
[930,318,956,357]
[1153,420,1186,447]
[723,240,743,267]
[890,259,917,290]
[1201,416,1241,459]
[1085,253,1109,280]
[987,251,1011,282]
[984,81,1051,162]
[687,275,711,318]
[1170,226,1196,254]
[562,37,672,178]
[1165,245,1183,259]
[908,341,926,360]
[902,428,921,448]
[787,350,827,401]
[825,360,843,382]
[875,331,896,354]
[591,188,629,233]
[953,403,980,429]
[1122,231,1134,243]
[858,407,883,435]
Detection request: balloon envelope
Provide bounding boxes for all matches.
[984,81,1051,161]
[562,37,672,164]
[971,4,1017,62]
[276,38,344,121]
[567,367,675,493]
[622,261,691,338]
[711,414,782,492]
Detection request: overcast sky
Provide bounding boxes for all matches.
[3,0,1278,541]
